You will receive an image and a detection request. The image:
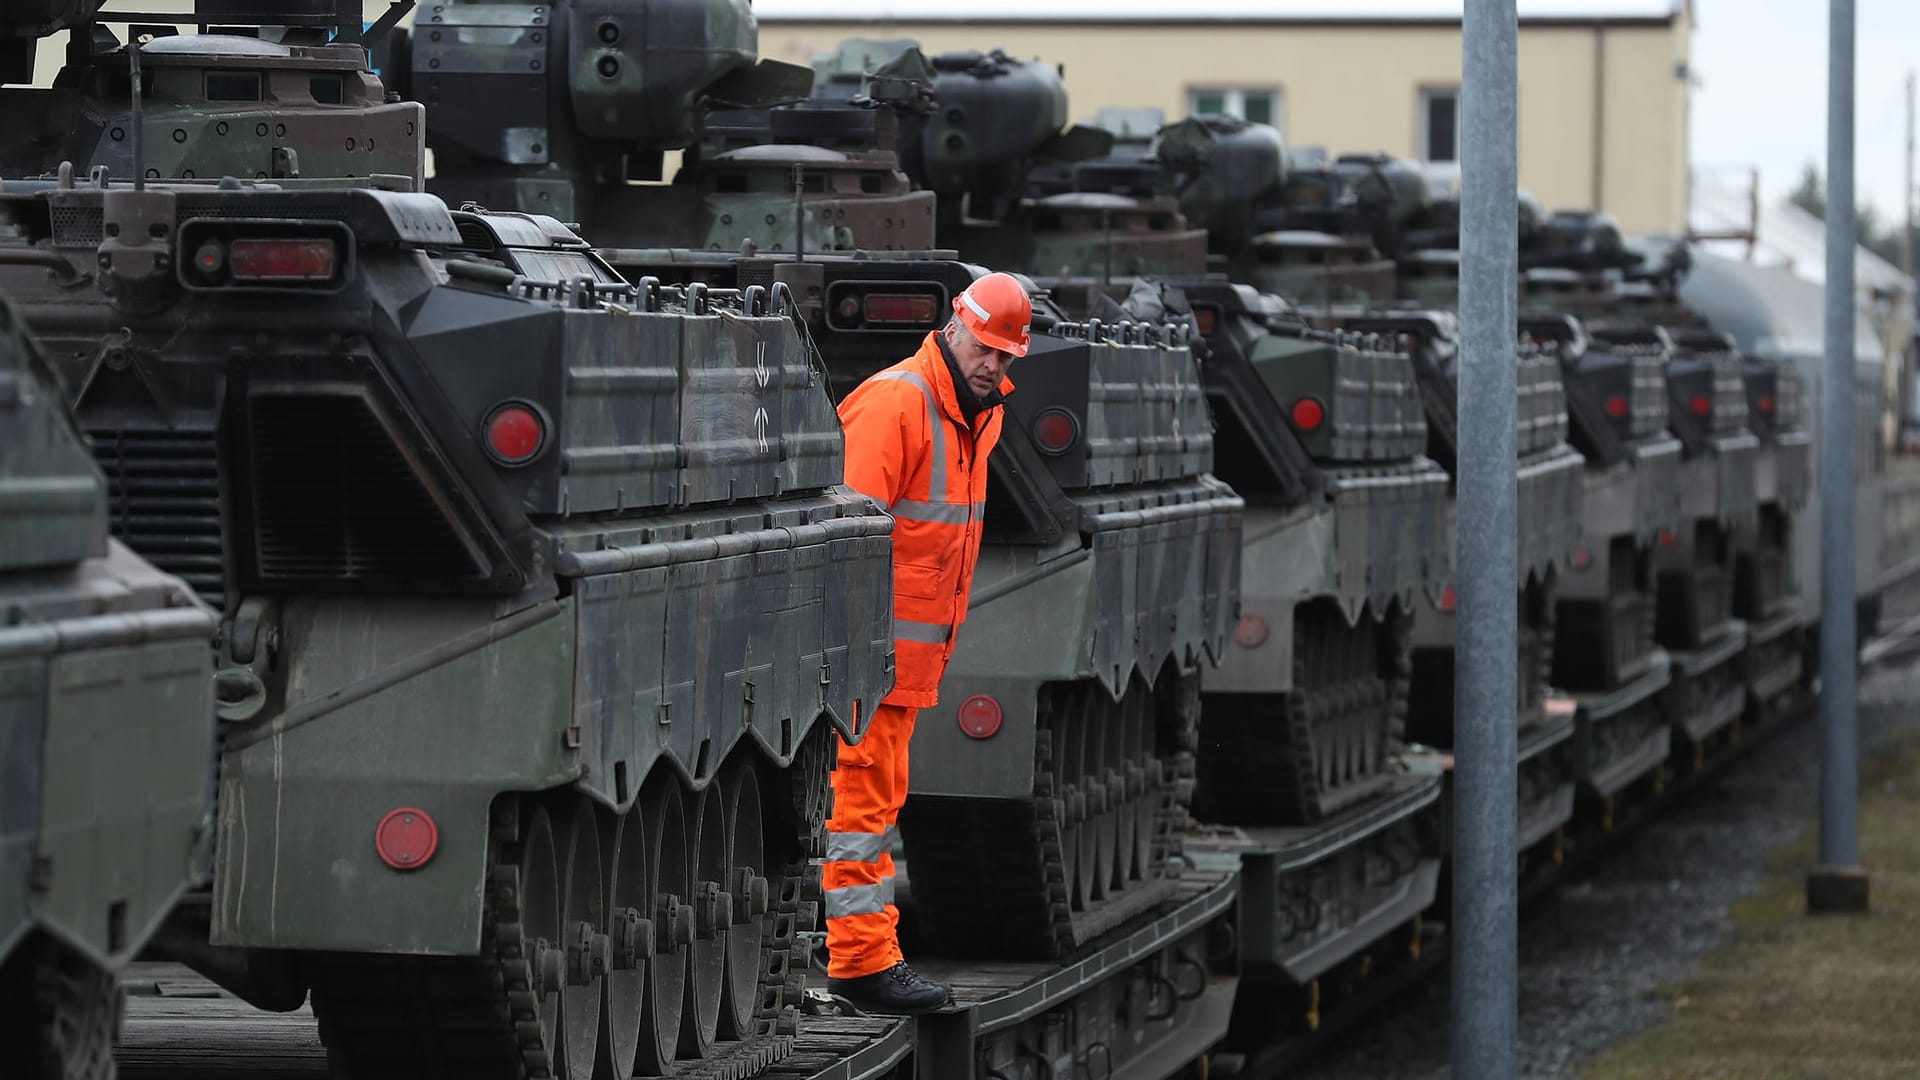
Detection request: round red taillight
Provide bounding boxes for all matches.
[375,807,439,871]
[957,694,1003,739]
[1032,407,1080,456]
[1234,612,1270,648]
[1604,394,1629,420]
[1438,584,1457,613]
[1689,394,1711,418]
[1569,546,1592,571]
[485,403,545,466]
[1290,396,1326,432]
[1758,394,1775,415]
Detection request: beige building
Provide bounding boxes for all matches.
[756,0,1696,236]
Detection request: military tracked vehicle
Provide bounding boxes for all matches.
[1115,113,1588,861]
[0,6,895,1077]
[1512,214,1809,769]
[1604,243,1814,722]
[0,291,218,1080]
[791,41,1458,1024]
[386,3,1245,970]
[1520,313,1686,811]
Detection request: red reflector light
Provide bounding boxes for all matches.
[1193,306,1218,336]
[228,238,336,281]
[1569,546,1592,571]
[1234,612,1270,648]
[957,694,1003,739]
[485,403,546,465]
[1689,394,1711,418]
[1290,396,1326,432]
[193,239,225,274]
[1438,584,1457,613]
[1657,528,1679,548]
[1604,394,1629,420]
[1032,407,1080,455]
[1758,394,1775,415]
[375,807,439,870]
[863,293,939,325]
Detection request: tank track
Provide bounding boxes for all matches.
[900,674,1200,960]
[766,722,832,1040]
[0,935,122,1080]
[1194,604,1412,825]
[309,727,834,1080]
[308,803,563,1080]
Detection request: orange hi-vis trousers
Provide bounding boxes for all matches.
[823,702,918,979]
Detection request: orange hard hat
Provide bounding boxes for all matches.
[952,272,1032,358]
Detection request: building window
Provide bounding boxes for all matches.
[1190,87,1281,132]
[1420,87,1460,163]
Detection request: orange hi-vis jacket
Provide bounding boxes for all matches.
[837,331,1012,708]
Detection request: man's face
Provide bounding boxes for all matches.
[946,321,1016,400]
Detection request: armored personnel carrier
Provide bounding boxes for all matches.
[0,290,218,1080]
[383,3,1245,970]
[1523,313,1686,813]
[0,6,894,1077]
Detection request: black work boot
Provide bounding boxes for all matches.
[826,961,953,1014]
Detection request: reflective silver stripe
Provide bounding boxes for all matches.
[823,878,896,920]
[868,369,947,498]
[891,498,985,524]
[825,831,887,864]
[894,618,953,644]
[960,289,992,322]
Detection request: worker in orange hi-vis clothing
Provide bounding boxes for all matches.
[822,272,1031,1014]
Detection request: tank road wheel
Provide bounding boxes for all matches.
[679,783,728,1059]
[1062,689,1098,914]
[558,800,606,1080]
[635,779,689,1075]
[719,763,769,1041]
[1089,691,1120,902]
[1128,689,1157,885]
[596,802,650,1080]
[0,934,122,1080]
[1114,687,1142,885]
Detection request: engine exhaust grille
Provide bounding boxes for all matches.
[247,392,483,583]
[88,426,228,610]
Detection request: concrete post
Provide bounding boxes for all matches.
[1808,0,1869,916]
[1452,0,1521,1070]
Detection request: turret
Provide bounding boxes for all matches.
[381,0,813,235]
[0,2,421,189]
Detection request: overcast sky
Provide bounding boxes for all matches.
[1691,0,1919,225]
